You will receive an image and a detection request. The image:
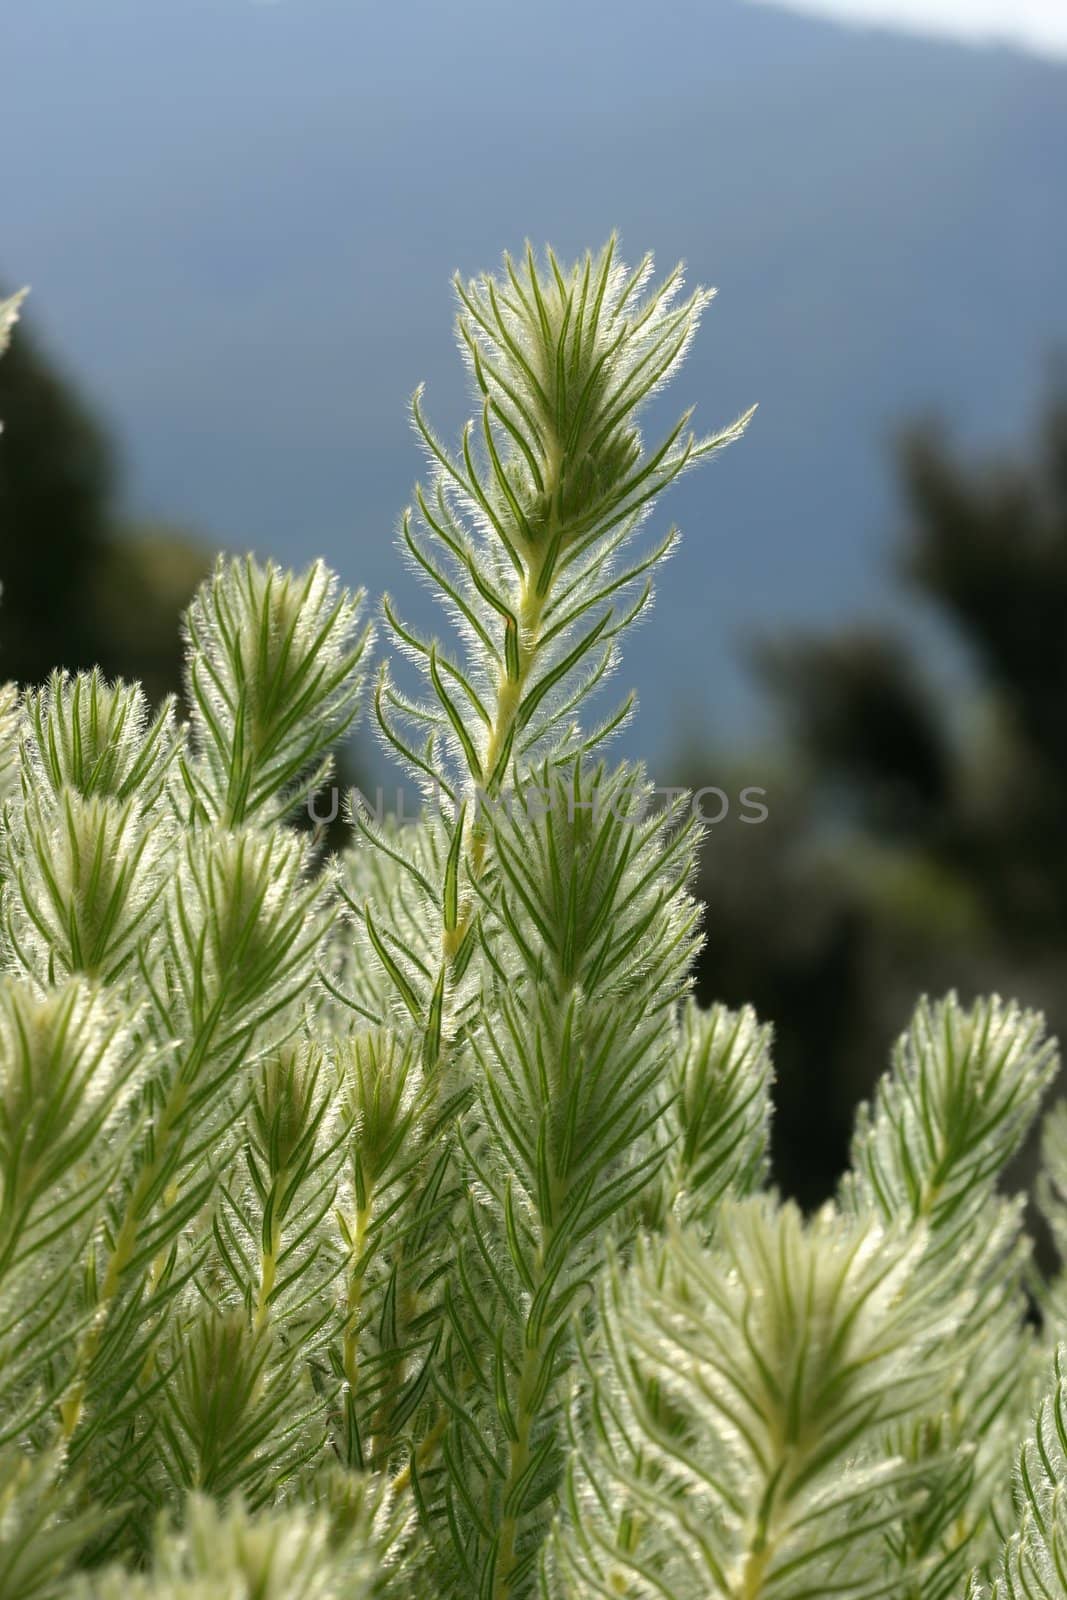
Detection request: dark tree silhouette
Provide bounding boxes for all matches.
[0,299,117,686]
[0,294,369,850]
[0,291,210,705]
[693,385,1067,1205]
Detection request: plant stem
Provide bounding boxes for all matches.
[493,1184,562,1600]
[58,1076,190,1438]
[255,1176,284,1330]
[342,1198,372,1437]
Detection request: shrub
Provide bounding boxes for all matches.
[0,252,1066,1600]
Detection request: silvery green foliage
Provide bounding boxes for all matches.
[659,998,774,1225]
[2,673,182,984]
[182,556,371,827]
[985,1345,1067,1600]
[841,998,1059,1595]
[0,1444,111,1599]
[549,1200,951,1599]
[70,1490,392,1600]
[0,685,17,804]
[3,247,1067,1600]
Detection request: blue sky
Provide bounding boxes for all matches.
[4,0,1066,762]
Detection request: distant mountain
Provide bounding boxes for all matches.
[5,0,1066,761]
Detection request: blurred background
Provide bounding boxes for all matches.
[3,0,1066,1204]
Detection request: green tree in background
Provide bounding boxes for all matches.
[0,291,209,703]
[693,386,1067,1206]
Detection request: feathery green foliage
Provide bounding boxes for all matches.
[2,244,1067,1600]
[549,1200,950,1600]
[987,1346,1067,1600]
